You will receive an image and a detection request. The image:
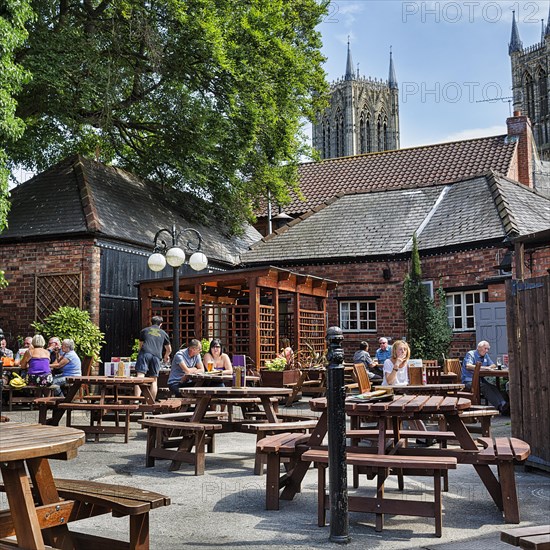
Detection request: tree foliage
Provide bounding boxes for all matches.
[402,234,452,361]
[7,0,329,231]
[0,0,33,286]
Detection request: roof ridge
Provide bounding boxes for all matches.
[298,134,510,167]
[73,156,101,233]
[486,171,519,237]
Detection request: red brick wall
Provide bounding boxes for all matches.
[506,114,534,188]
[0,238,100,349]
[517,244,550,278]
[283,245,510,361]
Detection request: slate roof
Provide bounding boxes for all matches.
[2,155,261,266]
[243,172,550,264]
[263,135,518,217]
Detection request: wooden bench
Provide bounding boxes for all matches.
[2,385,56,411]
[58,402,141,443]
[501,525,550,549]
[256,432,312,510]
[139,418,223,474]
[0,478,170,550]
[34,397,66,424]
[242,420,318,474]
[302,448,457,537]
[458,406,500,437]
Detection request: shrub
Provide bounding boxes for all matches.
[263,357,288,371]
[32,307,105,359]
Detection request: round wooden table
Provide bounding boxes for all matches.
[0,423,85,549]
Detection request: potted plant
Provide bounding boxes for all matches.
[32,307,105,375]
[260,357,300,387]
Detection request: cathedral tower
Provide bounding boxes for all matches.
[312,42,400,159]
[509,9,550,159]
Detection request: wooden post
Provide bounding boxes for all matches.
[249,280,260,368]
[273,287,279,364]
[194,283,203,341]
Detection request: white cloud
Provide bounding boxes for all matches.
[440,125,508,142]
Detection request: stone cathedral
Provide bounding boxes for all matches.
[509,9,550,160]
[312,43,400,160]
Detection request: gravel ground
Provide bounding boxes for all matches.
[1,401,549,550]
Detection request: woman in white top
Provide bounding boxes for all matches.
[383,339,410,386]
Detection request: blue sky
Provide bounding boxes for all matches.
[315,0,550,148]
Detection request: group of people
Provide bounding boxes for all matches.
[134,316,234,400]
[353,337,509,415]
[1,333,81,397]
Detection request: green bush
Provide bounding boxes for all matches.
[263,357,287,371]
[32,307,105,359]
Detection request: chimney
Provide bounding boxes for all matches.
[506,111,534,188]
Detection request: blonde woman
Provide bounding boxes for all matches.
[382,339,410,386]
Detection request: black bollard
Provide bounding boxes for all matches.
[326,326,350,543]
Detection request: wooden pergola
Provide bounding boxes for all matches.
[138,266,338,369]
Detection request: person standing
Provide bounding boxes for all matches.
[167,339,204,396]
[135,316,171,401]
[462,340,509,415]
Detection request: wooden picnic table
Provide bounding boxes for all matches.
[378,383,464,395]
[42,376,156,442]
[479,367,510,392]
[183,372,260,387]
[180,385,292,429]
[307,394,529,523]
[0,422,85,549]
[285,367,327,406]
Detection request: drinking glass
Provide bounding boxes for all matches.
[207,361,214,372]
[496,356,502,370]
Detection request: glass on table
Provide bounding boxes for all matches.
[207,361,214,372]
[496,356,502,370]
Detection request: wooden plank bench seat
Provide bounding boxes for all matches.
[0,539,60,549]
[34,397,66,424]
[57,402,141,443]
[0,478,170,550]
[301,448,457,537]
[2,385,56,411]
[501,525,550,549]
[242,420,318,474]
[138,418,223,474]
[256,432,313,510]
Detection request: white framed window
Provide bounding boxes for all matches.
[339,301,376,332]
[446,290,489,331]
[421,280,434,299]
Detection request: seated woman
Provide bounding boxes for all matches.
[50,339,82,397]
[20,334,52,387]
[202,339,233,374]
[382,339,410,386]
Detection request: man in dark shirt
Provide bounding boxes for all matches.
[135,316,171,400]
[353,341,383,380]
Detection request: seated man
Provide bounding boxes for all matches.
[462,340,509,415]
[0,337,13,359]
[51,338,82,397]
[375,337,392,366]
[353,341,382,380]
[14,336,32,367]
[168,339,205,396]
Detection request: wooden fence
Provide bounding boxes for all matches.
[506,275,550,470]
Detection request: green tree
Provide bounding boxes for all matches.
[402,234,452,361]
[0,0,33,287]
[7,0,329,231]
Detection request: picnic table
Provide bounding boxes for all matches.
[378,383,464,395]
[0,422,85,549]
[41,375,157,442]
[0,422,170,549]
[284,367,326,406]
[182,372,260,387]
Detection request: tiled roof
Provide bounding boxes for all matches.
[243,173,550,264]
[2,155,261,266]
[265,135,518,217]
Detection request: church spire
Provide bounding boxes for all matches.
[546,1,550,36]
[345,37,354,81]
[509,10,523,54]
[388,47,398,89]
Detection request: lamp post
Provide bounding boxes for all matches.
[147,225,208,352]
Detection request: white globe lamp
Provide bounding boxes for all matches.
[166,247,186,267]
[189,252,208,271]
[147,253,166,272]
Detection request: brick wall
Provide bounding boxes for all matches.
[507,113,534,188]
[282,245,510,361]
[517,244,550,278]
[0,238,100,349]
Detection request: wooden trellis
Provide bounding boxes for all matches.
[35,273,82,322]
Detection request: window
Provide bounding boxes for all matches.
[446,290,489,331]
[340,301,376,332]
[421,280,434,299]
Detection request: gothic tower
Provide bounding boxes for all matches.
[312,42,400,159]
[509,8,550,159]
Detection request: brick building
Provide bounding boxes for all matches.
[243,172,550,359]
[0,155,260,361]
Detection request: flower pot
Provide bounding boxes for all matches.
[260,369,300,387]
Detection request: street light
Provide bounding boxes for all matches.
[147,224,208,352]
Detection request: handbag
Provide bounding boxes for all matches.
[9,372,26,389]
